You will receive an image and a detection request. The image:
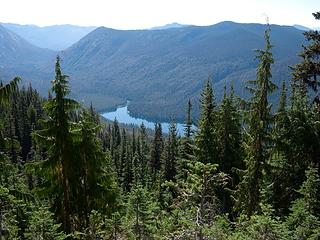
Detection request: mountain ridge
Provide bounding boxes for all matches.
[59,22,304,121]
[0,21,306,121]
[1,23,96,50]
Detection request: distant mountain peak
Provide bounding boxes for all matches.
[293,24,311,31]
[1,23,96,50]
[150,22,189,30]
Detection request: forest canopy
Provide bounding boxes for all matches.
[0,12,319,240]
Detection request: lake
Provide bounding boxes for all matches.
[101,105,187,134]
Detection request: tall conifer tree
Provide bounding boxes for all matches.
[34,56,79,233]
[292,12,320,109]
[194,79,218,164]
[236,28,277,216]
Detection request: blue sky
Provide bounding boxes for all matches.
[0,0,319,29]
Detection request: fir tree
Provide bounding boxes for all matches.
[217,85,242,214]
[34,56,79,233]
[74,110,118,229]
[194,79,218,164]
[24,204,67,240]
[163,122,178,182]
[125,184,158,239]
[237,28,277,216]
[138,123,149,186]
[286,166,320,239]
[150,123,163,181]
[292,12,320,109]
[179,99,194,180]
[0,77,20,105]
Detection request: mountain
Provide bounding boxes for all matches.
[0,24,56,85]
[293,24,311,31]
[1,23,96,50]
[151,22,189,30]
[0,21,305,121]
[58,21,305,121]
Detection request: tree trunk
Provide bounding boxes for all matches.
[61,162,71,233]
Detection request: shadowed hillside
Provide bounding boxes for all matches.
[0,25,56,86]
[60,21,304,121]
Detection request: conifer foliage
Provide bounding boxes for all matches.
[237,28,277,216]
[1,15,320,239]
[34,56,80,233]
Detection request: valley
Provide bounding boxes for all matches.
[0,21,305,122]
[1,4,319,238]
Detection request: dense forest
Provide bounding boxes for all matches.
[0,12,319,239]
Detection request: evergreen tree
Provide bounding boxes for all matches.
[125,184,158,239]
[123,141,133,192]
[271,80,320,215]
[138,123,149,186]
[184,99,193,140]
[0,77,20,105]
[74,110,118,229]
[119,128,127,186]
[163,122,178,182]
[194,79,218,164]
[150,123,163,181]
[179,99,194,180]
[292,12,320,109]
[25,204,67,240]
[291,12,320,172]
[217,85,242,214]
[286,166,320,239]
[34,56,79,233]
[269,80,291,215]
[110,119,121,177]
[237,28,277,216]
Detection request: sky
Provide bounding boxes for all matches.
[0,0,319,29]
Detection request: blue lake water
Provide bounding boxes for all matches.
[101,105,187,134]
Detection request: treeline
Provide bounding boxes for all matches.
[0,13,320,239]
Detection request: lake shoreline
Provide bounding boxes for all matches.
[100,104,189,134]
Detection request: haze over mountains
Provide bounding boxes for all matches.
[1,23,96,50]
[0,25,55,86]
[0,21,306,121]
[151,23,189,30]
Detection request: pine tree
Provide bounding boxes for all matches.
[236,28,277,216]
[24,204,67,240]
[163,122,178,182]
[179,99,194,180]
[270,79,320,215]
[119,128,127,186]
[269,80,292,215]
[150,123,163,181]
[125,184,157,239]
[286,166,320,239]
[291,12,320,172]
[73,110,118,229]
[34,56,79,233]
[123,141,133,192]
[194,79,218,164]
[0,77,20,105]
[292,12,320,109]
[217,85,242,214]
[138,123,149,186]
[111,119,121,177]
[184,99,193,140]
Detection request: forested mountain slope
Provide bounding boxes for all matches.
[61,21,304,121]
[1,11,320,237]
[0,25,56,87]
[1,22,305,121]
